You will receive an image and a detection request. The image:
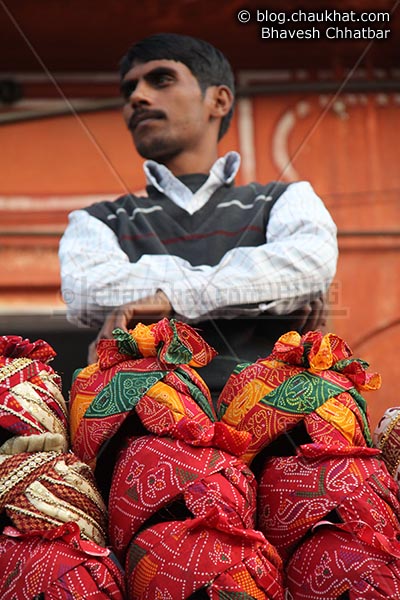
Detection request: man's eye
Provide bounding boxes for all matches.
[155,74,173,87]
[120,82,136,100]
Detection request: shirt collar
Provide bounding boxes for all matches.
[143,151,241,215]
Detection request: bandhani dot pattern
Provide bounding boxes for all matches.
[258,443,400,560]
[109,435,256,559]
[3,326,400,598]
[69,319,218,468]
[217,330,380,463]
[286,522,400,599]
[127,519,283,599]
[0,522,125,599]
[216,330,400,597]
[86,321,285,597]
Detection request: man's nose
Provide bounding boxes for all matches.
[129,81,152,107]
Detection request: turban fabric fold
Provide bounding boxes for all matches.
[117,431,284,599]
[69,319,218,468]
[72,321,286,598]
[285,522,400,599]
[217,331,379,464]
[109,435,257,558]
[127,518,283,599]
[0,450,107,546]
[0,335,68,453]
[0,335,126,599]
[258,443,400,560]
[0,522,125,599]
[215,330,400,598]
[108,393,284,597]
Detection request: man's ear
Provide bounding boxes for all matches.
[208,85,234,118]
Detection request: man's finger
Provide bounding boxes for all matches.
[113,305,134,331]
[86,294,173,365]
[304,297,323,331]
[101,309,123,338]
[291,303,312,333]
[308,296,327,332]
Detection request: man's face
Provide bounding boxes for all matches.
[121,59,214,163]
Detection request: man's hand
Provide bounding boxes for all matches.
[87,291,172,364]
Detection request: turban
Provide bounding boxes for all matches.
[373,406,400,483]
[0,522,125,599]
[217,330,380,464]
[69,319,217,468]
[0,335,68,454]
[126,518,283,599]
[109,435,256,559]
[285,521,400,599]
[102,320,284,598]
[257,443,400,560]
[0,450,107,546]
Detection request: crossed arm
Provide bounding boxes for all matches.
[59,181,338,362]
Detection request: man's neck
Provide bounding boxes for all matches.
[160,148,219,177]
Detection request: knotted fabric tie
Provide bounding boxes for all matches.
[286,520,400,599]
[109,435,257,560]
[217,330,381,464]
[127,517,283,599]
[70,319,218,468]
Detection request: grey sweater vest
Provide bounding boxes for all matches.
[86,180,298,391]
[86,181,288,266]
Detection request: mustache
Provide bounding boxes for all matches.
[128,109,166,131]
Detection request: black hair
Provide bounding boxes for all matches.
[119,33,235,140]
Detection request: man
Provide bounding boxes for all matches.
[59,33,338,394]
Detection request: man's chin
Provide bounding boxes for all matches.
[134,138,178,163]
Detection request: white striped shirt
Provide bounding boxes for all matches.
[59,152,338,327]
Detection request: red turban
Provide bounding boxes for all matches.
[126,518,283,599]
[0,335,68,453]
[0,522,125,599]
[69,319,217,468]
[258,443,400,560]
[215,330,400,597]
[100,322,284,598]
[286,521,400,599]
[109,435,256,559]
[108,401,284,596]
[217,330,380,463]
